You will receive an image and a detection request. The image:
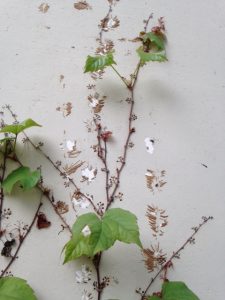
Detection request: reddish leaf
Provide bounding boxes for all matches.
[37,213,51,229]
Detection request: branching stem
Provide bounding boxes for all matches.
[0,197,43,277]
[140,216,213,299]
[0,141,8,233]
[5,106,99,215]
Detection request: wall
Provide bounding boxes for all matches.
[0,1,225,299]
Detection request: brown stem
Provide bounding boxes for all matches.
[143,13,153,33]
[140,216,213,299]
[104,141,110,204]
[93,252,103,300]
[98,3,113,45]
[92,61,141,300]
[0,199,43,277]
[0,142,8,232]
[106,62,141,210]
[7,153,72,235]
[95,122,110,205]
[5,106,99,215]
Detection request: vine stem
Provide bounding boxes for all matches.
[5,106,99,216]
[93,60,141,300]
[140,216,213,299]
[0,141,8,233]
[107,61,141,210]
[6,153,72,235]
[0,196,43,278]
[111,65,129,88]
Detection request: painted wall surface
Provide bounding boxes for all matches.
[0,1,225,299]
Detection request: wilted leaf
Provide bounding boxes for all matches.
[84,53,116,73]
[0,119,41,135]
[37,212,51,229]
[2,166,41,194]
[143,32,165,50]
[0,277,37,300]
[137,47,167,63]
[64,208,142,263]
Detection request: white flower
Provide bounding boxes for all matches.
[89,97,99,108]
[81,167,97,183]
[144,137,154,154]
[66,140,75,151]
[72,197,90,209]
[82,225,91,237]
[75,265,92,284]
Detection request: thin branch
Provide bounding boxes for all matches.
[7,153,72,235]
[140,216,213,299]
[111,65,129,88]
[95,122,110,204]
[106,61,141,210]
[0,141,8,232]
[144,13,153,33]
[93,252,103,300]
[0,197,43,277]
[5,106,99,215]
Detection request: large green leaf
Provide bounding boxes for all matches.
[2,166,41,194]
[0,119,41,135]
[162,281,200,300]
[64,208,142,263]
[137,47,167,63]
[84,52,116,73]
[148,281,200,300]
[0,277,37,300]
[143,32,165,50]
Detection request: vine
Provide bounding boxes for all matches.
[0,4,213,300]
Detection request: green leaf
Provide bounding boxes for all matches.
[143,32,165,50]
[84,52,116,73]
[0,119,41,135]
[162,281,200,300]
[137,47,167,63]
[2,166,41,194]
[0,277,37,300]
[64,208,142,263]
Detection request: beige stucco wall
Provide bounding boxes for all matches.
[0,1,225,299]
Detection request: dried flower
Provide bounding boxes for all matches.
[143,244,166,272]
[37,213,51,229]
[81,167,97,183]
[146,205,168,237]
[101,131,112,142]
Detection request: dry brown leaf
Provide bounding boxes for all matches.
[38,3,50,13]
[74,1,91,10]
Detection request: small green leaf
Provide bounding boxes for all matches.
[0,119,41,135]
[84,53,116,73]
[2,166,41,194]
[162,281,200,300]
[137,47,167,63]
[64,208,142,263]
[0,277,37,300]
